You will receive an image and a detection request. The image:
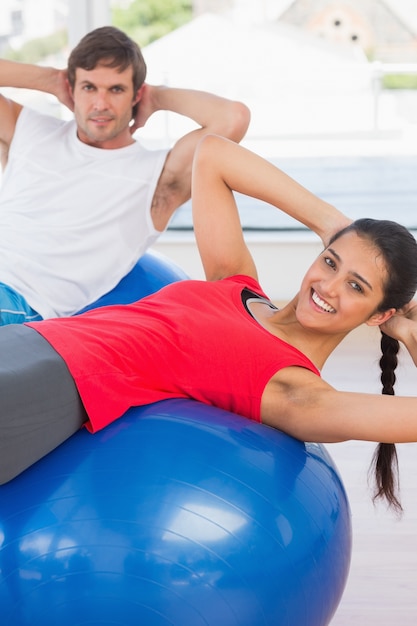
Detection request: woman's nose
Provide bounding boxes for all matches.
[321,275,341,298]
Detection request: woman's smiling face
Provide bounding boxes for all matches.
[296,230,390,335]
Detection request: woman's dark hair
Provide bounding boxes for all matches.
[330,218,417,512]
[67,26,146,119]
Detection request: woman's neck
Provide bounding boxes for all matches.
[249,296,349,371]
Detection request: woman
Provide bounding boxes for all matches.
[1,135,417,513]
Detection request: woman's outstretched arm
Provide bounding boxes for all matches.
[261,365,417,445]
[191,134,351,281]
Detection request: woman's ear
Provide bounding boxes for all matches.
[366,308,396,327]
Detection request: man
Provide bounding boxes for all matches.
[0,26,250,324]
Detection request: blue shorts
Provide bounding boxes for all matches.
[0,283,43,325]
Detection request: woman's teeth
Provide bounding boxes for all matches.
[312,290,335,313]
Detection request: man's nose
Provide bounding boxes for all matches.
[93,90,109,109]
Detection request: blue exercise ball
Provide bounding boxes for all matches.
[0,399,351,626]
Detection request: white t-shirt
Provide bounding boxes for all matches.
[0,107,168,318]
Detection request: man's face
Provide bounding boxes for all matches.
[70,63,141,148]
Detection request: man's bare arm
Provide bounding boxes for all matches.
[142,85,250,230]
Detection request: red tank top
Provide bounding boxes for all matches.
[27,275,320,432]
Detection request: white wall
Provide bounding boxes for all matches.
[153,231,323,303]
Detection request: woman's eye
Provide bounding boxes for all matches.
[324,256,335,269]
[350,281,363,293]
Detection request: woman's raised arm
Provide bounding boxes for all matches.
[191,135,351,281]
[381,301,417,367]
